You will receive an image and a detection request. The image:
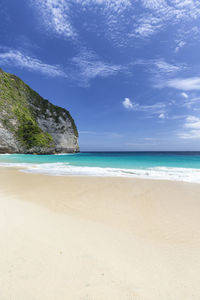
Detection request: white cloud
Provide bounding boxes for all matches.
[135,59,186,92]
[30,0,200,46]
[0,47,124,86]
[179,131,200,139]
[182,96,200,109]
[175,40,186,53]
[184,116,200,129]
[158,113,166,119]
[154,59,182,75]
[178,115,200,139]
[134,17,162,38]
[122,98,133,109]
[134,59,184,79]
[31,0,77,39]
[70,48,124,86]
[0,49,66,77]
[31,0,131,41]
[132,0,200,40]
[174,26,199,53]
[132,102,166,115]
[141,0,166,10]
[181,92,188,99]
[189,97,200,104]
[122,97,166,115]
[163,77,200,91]
[78,0,131,12]
[141,60,187,90]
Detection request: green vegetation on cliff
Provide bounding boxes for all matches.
[14,106,54,149]
[0,68,78,150]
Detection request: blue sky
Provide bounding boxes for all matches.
[1,0,200,151]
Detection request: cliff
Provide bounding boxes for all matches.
[0,68,79,154]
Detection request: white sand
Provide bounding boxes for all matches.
[0,168,200,299]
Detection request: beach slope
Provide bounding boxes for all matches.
[0,168,200,299]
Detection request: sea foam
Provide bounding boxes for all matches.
[0,162,200,183]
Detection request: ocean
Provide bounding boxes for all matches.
[0,152,200,183]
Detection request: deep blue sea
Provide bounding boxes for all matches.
[1,152,200,183]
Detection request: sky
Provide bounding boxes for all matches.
[0,0,200,151]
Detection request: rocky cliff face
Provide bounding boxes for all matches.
[0,68,79,154]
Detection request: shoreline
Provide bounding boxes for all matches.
[1,167,200,299]
[1,163,200,183]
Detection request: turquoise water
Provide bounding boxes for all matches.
[1,152,200,182]
[1,152,200,169]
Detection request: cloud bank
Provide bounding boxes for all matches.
[0,49,66,77]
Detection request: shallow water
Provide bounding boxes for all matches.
[1,152,200,183]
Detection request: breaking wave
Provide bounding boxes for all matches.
[0,162,200,183]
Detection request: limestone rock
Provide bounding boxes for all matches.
[0,68,79,154]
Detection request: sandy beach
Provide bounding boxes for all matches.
[0,167,200,300]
